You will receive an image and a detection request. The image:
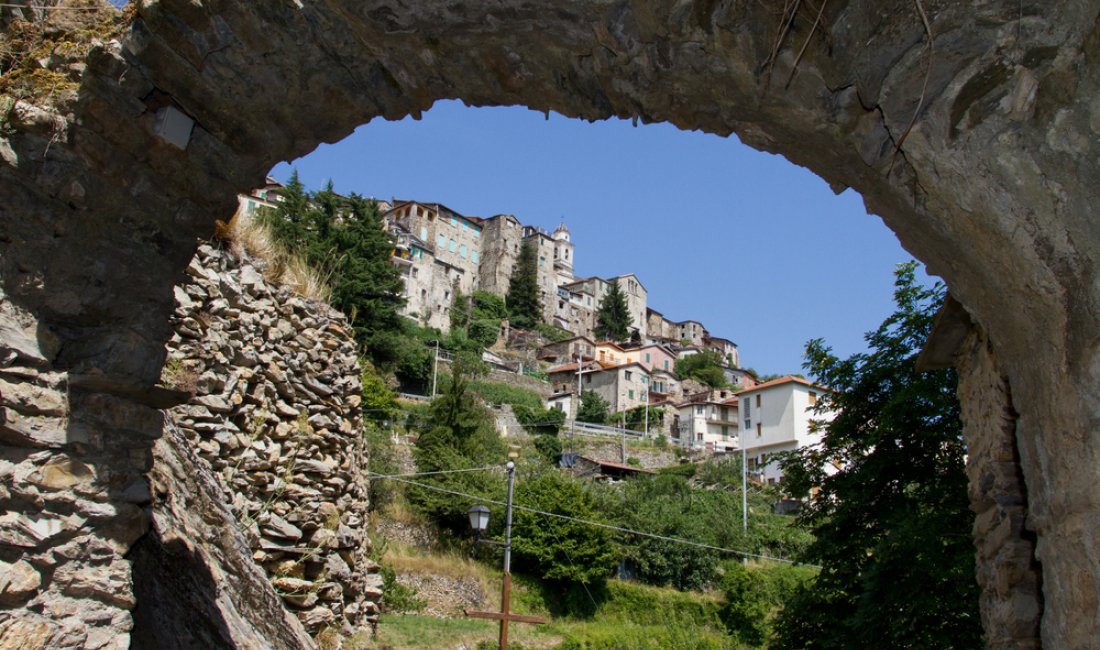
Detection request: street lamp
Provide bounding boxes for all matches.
[465,461,544,648]
[467,504,490,535]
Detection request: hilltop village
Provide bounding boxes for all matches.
[239,179,829,480]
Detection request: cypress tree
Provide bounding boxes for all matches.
[505,239,541,330]
[594,280,632,342]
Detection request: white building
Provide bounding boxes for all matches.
[674,397,740,452]
[737,376,834,484]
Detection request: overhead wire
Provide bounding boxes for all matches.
[370,470,813,566]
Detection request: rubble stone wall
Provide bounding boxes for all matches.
[957,329,1043,649]
[161,242,380,638]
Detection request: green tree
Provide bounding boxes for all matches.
[594,281,632,342]
[576,390,610,424]
[450,284,470,329]
[510,468,619,585]
[410,362,507,533]
[675,351,729,388]
[773,262,981,649]
[468,290,506,349]
[505,239,541,330]
[719,561,817,647]
[362,362,400,509]
[624,404,664,432]
[259,173,405,366]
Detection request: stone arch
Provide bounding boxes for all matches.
[2,0,1098,647]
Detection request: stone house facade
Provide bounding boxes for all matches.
[538,336,597,363]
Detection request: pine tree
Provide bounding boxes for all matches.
[594,280,632,342]
[258,175,404,359]
[505,239,541,330]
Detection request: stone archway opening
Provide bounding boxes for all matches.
[3,1,1099,647]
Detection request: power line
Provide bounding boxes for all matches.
[371,471,812,566]
[368,466,499,479]
[0,3,113,9]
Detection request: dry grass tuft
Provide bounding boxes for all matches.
[382,540,498,599]
[1,1,132,108]
[225,207,333,302]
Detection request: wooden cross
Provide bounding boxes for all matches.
[466,572,547,649]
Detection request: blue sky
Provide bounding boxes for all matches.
[271,100,932,376]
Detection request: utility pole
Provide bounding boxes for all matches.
[572,354,582,452]
[742,441,748,565]
[431,340,440,398]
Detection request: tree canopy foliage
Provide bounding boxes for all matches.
[511,467,619,585]
[409,364,507,533]
[674,350,729,388]
[260,172,404,353]
[601,469,812,592]
[594,281,632,342]
[773,262,981,649]
[577,390,611,424]
[505,239,541,330]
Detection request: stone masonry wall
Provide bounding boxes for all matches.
[956,329,1042,649]
[161,242,380,637]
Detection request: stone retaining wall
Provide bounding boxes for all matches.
[161,242,379,638]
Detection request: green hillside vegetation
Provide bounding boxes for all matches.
[675,350,731,389]
[361,360,815,649]
[258,177,972,648]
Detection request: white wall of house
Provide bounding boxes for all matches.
[738,378,832,483]
[675,401,739,451]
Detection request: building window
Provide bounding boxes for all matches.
[722,425,729,439]
[808,391,818,405]
[585,375,591,384]
[420,226,427,240]
[696,405,704,415]
[471,251,478,263]
[755,394,761,408]
[756,422,762,437]
[645,353,651,363]
[664,360,669,370]
[438,234,445,247]
[460,244,467,258]
[625,371,632,380]
[451,216,457,227]
[449,240,456,252]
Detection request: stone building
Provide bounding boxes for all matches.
[477,213,523,295]
[384,200,482,293]
[678,319,708,347]
[613,273,648,340]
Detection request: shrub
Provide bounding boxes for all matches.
[719,561,816,646]
[510,468,618,585]
[513,404,565,436]
[468,380,544,410]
